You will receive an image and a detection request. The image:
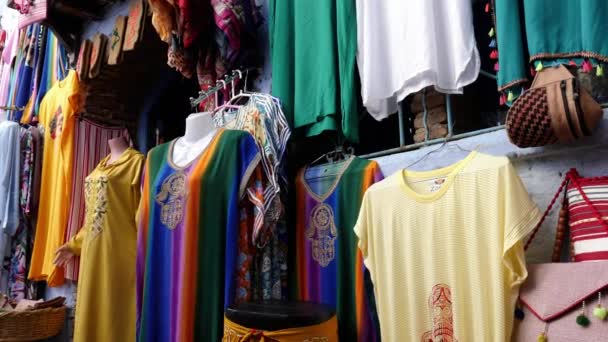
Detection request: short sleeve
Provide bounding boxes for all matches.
[354,191,372,262]
[237,133,261,200]
[502,162,542,255]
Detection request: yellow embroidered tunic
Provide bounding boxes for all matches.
[66,148,144,342]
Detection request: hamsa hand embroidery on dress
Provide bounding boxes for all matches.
[155,171,187,229]
[306,203,337,267]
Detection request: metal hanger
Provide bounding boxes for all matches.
[405,140,472,170]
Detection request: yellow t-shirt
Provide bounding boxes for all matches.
[354,152,541,342]
[29,70,82,286]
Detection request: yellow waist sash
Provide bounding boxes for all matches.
[222,314,338,342]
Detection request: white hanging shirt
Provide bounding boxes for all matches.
[356,0,480,120]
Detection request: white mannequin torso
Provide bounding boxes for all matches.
[171,112,218,167]
[0,111,6,123]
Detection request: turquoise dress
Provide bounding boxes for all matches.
[495,0,608,92]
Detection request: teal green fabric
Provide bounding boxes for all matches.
[495,0,608,91]
[269,0,359,142]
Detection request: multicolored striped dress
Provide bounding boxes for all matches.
[294,156,383,342]
[136,129,262,342]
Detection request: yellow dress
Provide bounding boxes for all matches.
[66,148,144,342]
[29,70,82,286]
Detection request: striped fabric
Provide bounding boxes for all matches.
[294,157,383,342]
[137,129,262,342]
[567,180,608,262]
[63,119,129,281]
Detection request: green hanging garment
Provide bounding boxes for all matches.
[269,0,359,142]
[494,0,608,92]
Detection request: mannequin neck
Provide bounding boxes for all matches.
[183,112,216,144]
[107,136,129,164]
[171,112,218,167]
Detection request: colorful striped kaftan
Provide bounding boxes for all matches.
[294,156,383,342]
[137,129,262,342]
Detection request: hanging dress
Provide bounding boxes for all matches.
[294,156,383,342]
[29,70,81,286]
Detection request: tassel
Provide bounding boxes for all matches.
[593,305,607,320]
[594,292,608,320]
[494,62,499,71]
[488,27,495,37]
[485,2,490,12]
[530,66,536,76]
[596,64,604,77]
[507,91,514,102]
[499,93,506,105]
[576,314,591,327]
[490,49,498,59]
[582,60,593,73]
[537,332,547,342]
[577,301,591,327]
[568,59,577,66]
[535,61,544,72]
[489,38,496,48]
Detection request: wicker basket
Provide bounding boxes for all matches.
[0,306,66,342]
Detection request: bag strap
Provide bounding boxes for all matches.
[524,168,608,251]
[524,170,571,251]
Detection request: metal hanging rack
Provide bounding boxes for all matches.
[189,68,255,109]
[0,105,25,111]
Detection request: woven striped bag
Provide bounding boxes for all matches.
[566,169,608,262]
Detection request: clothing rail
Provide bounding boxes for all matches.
[189,68,256,108]
[360,69,501,159]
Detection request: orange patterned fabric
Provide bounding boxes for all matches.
[222,315,338,342]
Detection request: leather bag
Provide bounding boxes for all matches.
[506,64,603,148]
[512,170,608,341]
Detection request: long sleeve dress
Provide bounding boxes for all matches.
[66,147,144,342]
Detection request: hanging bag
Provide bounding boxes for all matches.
[512,169,608,341]
[506,65,603,148]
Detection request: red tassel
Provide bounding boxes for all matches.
[490,49,498,59]
[494,62,499,71]
[485,3,490,12]
[499,94,506,106]
[582,60,593,73]
[568,60,577,66]
[530,66,536,76]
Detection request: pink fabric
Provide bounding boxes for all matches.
[0,29,18,106]
[513,261,608,341]
[17,0,47,29]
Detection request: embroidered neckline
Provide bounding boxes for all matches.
[300,156,355,203]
